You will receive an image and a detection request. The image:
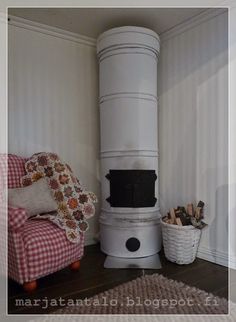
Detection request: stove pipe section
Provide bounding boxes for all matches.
[97,27,161,258]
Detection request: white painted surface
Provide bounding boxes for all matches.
[8,23,100,245]
[98,27,161,257]
[99,50,158,99]
[229,3,236,272]
[158,11,228,266]
[104,253,162,269]
[100,223,162,257]
[100,98,158,153]
[8,8,206,38]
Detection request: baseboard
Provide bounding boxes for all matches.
[85,235,235,268]
[197,246,229,267]
[230,256,236,270]
[84,238,235,268]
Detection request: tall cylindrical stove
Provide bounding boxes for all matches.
[97,27,162,263]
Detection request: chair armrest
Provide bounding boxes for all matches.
[8,206,28,232]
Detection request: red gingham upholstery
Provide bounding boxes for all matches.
[8,154,27,188]
[8,231,29,284]
[0,154,7,200]
[8,206,28,232]
[8,154,84,284]
[23,220,84,281]
[0,154,7,277]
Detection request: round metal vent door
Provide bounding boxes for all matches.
[125,237,141,252]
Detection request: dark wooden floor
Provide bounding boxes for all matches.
[8,243,228,314]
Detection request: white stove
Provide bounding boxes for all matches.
[97,27,162,266]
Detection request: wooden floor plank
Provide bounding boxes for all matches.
[8,243,228,314]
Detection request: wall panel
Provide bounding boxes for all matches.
[8,24,100,245]
[158,11,228,265]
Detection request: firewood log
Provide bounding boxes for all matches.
[176,217,183,226]
[162,216,169,223]
[164,201,206,228]
[179,212,190,225]
[177,206,186,213]
[197,200,205,209]
[196,201,204,219]
[187,203,194,216]
[170,208,176,224]
[195,207,202,220]
[196,221,207,229]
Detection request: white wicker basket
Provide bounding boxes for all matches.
[161,219,202,265]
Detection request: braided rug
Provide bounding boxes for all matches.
[55,273,228,315]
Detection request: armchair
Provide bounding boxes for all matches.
[7,154,84,291]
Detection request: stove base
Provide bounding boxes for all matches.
[100,221,162,258]
[104,253,162,269]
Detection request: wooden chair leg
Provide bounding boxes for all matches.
[23,280,37,292]
[70,260,80,271]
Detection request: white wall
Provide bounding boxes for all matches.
[158,10,229,266]
[8,10,229,266]
[8,20,100,245]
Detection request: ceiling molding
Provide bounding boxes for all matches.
[8,14,97,47]
[8,8,228,48]
[160,7,228,43]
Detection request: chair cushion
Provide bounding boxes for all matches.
[8,178,58,217]
[22,219,84,280]
[8,154,27,188]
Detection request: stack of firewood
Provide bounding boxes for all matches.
[162,201,207,229]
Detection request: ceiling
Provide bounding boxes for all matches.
[8,8,208,39]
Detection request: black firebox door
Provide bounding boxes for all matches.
[106,170,157,208]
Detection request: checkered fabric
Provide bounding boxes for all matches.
[22,220,84,281]
[8,154,85,284]
[0,154,7,276]
[0,154,7,206]
[8,206,28,232]
[8,231,29,284]
[8,154,27,188]
[0,154,7,199]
